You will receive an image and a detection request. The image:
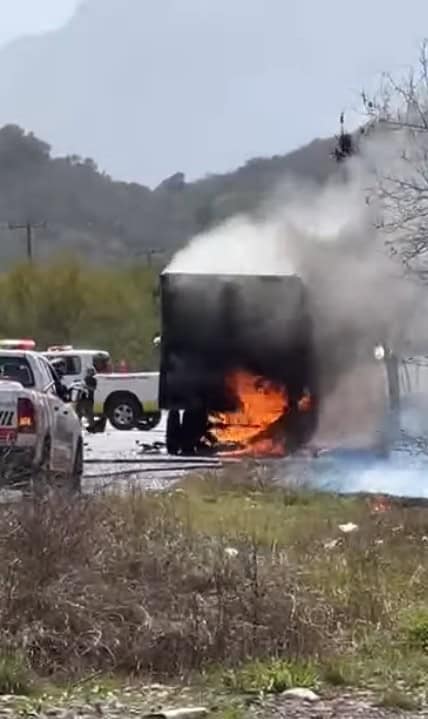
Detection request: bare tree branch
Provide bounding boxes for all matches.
[360,42,428,279]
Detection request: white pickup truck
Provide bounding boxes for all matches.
[43,347,160,431]
[0,350,83,491]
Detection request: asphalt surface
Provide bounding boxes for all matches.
[83,414,225,493]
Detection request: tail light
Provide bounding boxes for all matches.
[17,398,36,433]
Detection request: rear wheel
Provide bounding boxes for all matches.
[181,410,207,455]
[30,437,52,496]
[107,394,141,430]
[166,410,181,455]
[37,437,51,481]
[70,440,83,493]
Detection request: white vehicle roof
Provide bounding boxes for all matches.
[0,349,40,359]
[44,349,110,356]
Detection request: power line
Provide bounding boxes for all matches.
[8,221,46,262]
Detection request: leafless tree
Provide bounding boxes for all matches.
[362,40,428,280]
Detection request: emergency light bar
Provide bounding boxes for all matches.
[0,339,36,350]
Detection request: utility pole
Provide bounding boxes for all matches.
[8,221,46,262]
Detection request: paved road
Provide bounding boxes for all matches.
[83,414,224,493]
[81,415,428,500]
[2,414,425,500]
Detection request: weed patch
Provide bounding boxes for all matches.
[0,465,423,692]
[223,659,318,695]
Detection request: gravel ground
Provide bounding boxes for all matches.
[0,687,426,719]
[257,691,428,718]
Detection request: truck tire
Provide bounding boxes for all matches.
[181,410,206,455]
[107,393,141,431]
[166,410,181,455]
[30,436,52,496]
[70,440,83,493]
[137,411,162,431]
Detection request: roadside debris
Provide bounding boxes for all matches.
[143,709,209,719]
[224,546,239,558]
[282,688,321,702]
[338,522,359,534]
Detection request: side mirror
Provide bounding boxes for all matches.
[374,345,385,361]
[152,334,161,347]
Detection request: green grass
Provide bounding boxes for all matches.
[168,470,368,548]
[213,707,245,719]
[0,654,33,695]
[401,608,428,652]
[222,659,318,695]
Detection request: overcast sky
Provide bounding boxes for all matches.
[0,0,428,184]
[0,0,78,47]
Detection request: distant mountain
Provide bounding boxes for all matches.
[0,0,339,185]
[0,124,336,265]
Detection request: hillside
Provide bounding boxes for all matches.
[0,124,336,265]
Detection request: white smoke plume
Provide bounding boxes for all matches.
[166,142,428,358]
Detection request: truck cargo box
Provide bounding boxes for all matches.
[158,272,318,455]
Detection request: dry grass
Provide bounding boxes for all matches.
[0,463,425,693]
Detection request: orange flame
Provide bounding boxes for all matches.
[370,495,391,513]
[209,370,289,456]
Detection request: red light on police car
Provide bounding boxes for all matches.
[0,339,36,350]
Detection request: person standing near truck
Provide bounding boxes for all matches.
[49,357,71,402]
[76,366,97,430]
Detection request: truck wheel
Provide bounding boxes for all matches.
[166,410,181,455]
[70,440,83,493]
[107,394,141,431]
[137,411,162,431]
[31,436,52,496]
[180,410,201,455]
[181,410,208,455]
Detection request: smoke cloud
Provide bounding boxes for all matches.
[167,144,427,356]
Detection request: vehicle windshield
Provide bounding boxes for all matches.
[44,354,82,375]
[0,356,34,387]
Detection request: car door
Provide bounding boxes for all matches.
[36,357,74,472]
[44,353,83,389]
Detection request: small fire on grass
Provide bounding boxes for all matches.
[208,369,311,457]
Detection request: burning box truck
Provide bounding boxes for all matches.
[158,271,320,456]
